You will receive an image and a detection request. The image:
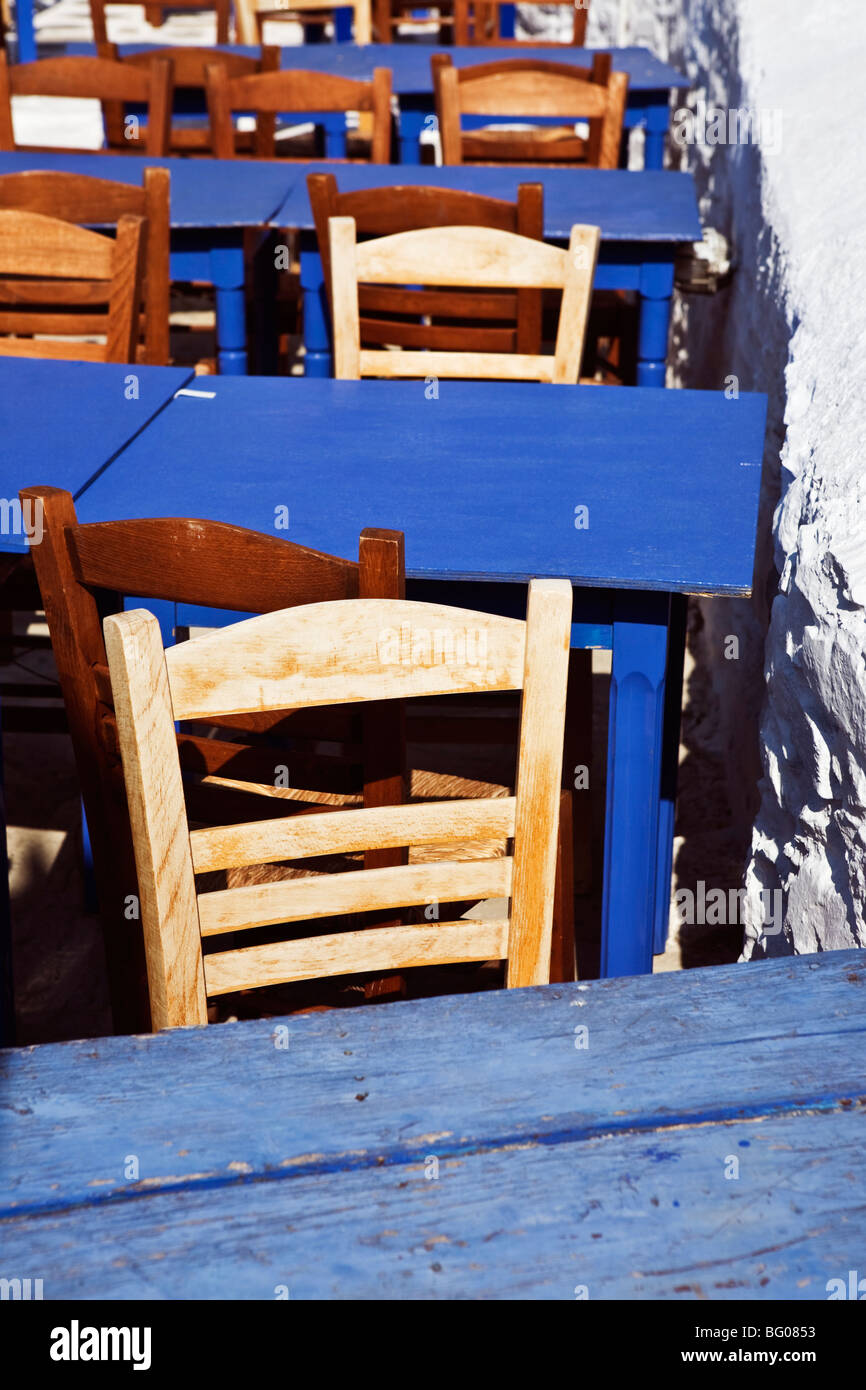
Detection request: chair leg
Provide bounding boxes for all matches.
[550,789,576,983]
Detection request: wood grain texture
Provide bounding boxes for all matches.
[190,797,516,873]
[164,598,528,720]
[103,608,207,1031]
[0,952,864,1298]
[507,579,571,986]
[204,918,509,995]
[198,857,512,935]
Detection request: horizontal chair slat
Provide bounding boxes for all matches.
[360,349,555,381]
[0,339,105,361]
[203,918,511,994]
[0,313,107,335]
[198,856,513,935]
[164,597,526,721]
[190,795,516,872]
[459,73,611,118]
[0,280,109,305]
[355,225,571,288]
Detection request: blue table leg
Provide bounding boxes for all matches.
[0,699,13,1046]
[334,6,354,40]
[14,0,37,62]
[601,590,668,978]
[499,2,515,38]
[322,113,348,159]
[299,232,331,377]
[210,242,247,376]
[653,592,687,954]
[397,103,426,165]
[637,257,674,388]
[643,93,671,171]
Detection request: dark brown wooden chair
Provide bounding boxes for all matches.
[235,0,371,44]
[204,64,392,162]
[90,0,233,45]
[433,51,628,167]
[0,168,170,366]
[373,0,453,42]
[0,52,173,157]
[0,208,145,363]
[454,0,589,45]
[308,172,544,356]
[99,43,280,155]
[20,487,408,1033]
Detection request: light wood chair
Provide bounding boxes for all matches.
[90,0,233,45]
[0,209,145,363]
[99,43,280,155]
[0,168,170,366]
[235,0,371,44]
[0,52,173,157]
[432,52,628,168]
[105,578,573,1029]
[20,487,408,1032]
[309,172,544,356]
[329,217,599,383]
[455,0,589,45]
[205,64,392,161]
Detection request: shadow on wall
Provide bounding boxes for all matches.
[661,1,792,948]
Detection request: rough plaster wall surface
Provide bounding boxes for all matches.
[601,0,866,954]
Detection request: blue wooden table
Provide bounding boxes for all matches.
[93,41,684,168]
[278,163,701,385]
[1,949,863,1298]
[0,150,295,375]
[67,374,768,976]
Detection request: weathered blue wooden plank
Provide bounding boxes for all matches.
[276,165,702,244]
[74,377,768,596]
[2,952,863,1220]
[0,360,193,554]
[0,152,293,230]
[0,1106,862,1299]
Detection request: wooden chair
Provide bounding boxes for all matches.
[105,578,573,1029]
[0,168,170,366]
[99,43,280,155]
[455,0,588,45]
[19,487,408,1032]
[432,52,628,168]
[329,218,599,383]
[0,209,145,363]
[235,0,371,44]
[205,64,392,161]
[90,0,233,44]
[373,0,453,43]
[308,172,544,356]
[0,52,173,157]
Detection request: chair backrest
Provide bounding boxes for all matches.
[204,64,392,161]
[308,172,544,355]
[90,0,232,45]
[455,0,588,46]
[0,167,170,365]
[373,0,453,41]
[20,484,406,1033]
[0,52,173,157]
[235,0,372,45]
[432,52,628,168]
[329,217,599,383]
[98,42,280,154]
[0,209,145,363]
[105,577,572,1028]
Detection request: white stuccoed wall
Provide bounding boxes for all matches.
[574,0,866,954]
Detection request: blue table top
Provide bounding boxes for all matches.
[0,359,193,553]
[1,949,863,1298]
[279,163,702,243]
[77,375,767,595]
[0,150,293,229]
[61,43,686,95]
